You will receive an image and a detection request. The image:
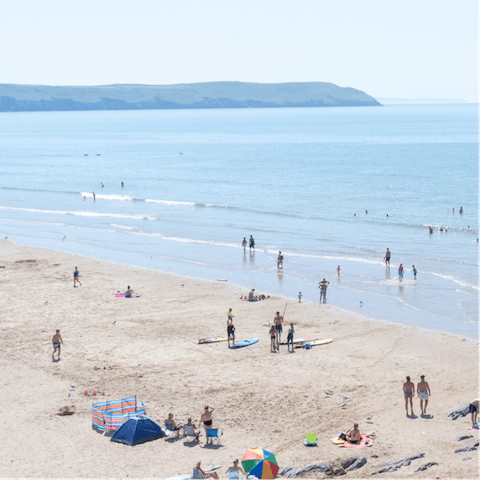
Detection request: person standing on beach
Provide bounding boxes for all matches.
[249,235,255,251]
[417,375,431,415]
[469,399,479,427]
[269,325,277,353]
[73,267,82,287]
[274,311,283,344]
[200,406,214,436]
[227,309,235,347]
[319,279,330,303]
[412,265,417,280]
[286,323,295,352]
[298,292,302,303]
[403,376,415,416]
[398,264,404,281]
[52,329,63,361]
[242,238,247,251]
[384,248,391,266]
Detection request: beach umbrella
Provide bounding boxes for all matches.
[241,447,279,479]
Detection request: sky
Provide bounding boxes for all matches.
[0,0,478,101]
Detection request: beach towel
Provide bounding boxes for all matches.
[115,292,141,298]
[330,434,345,445]
[468,425,479,430]
[339,434,372,449]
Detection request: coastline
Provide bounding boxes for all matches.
[0,240,478,479]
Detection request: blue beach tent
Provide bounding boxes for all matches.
[111,415,165,446]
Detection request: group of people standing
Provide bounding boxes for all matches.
[384,249,417,281]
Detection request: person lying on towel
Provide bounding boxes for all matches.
[346,423,362,444]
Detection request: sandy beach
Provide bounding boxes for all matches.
[0,239,478,479]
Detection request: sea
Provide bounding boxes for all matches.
[0,104,478,338]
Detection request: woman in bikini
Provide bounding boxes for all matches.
[403,376,415,416]
[346,423,361,444]
[269,325,276,353]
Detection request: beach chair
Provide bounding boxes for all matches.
[304,433,318,446]
[165,422,182,437]
[192,468,204,479]
[183,424,200,442]
[206,428,223,444]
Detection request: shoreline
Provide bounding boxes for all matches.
[0,240,478,479]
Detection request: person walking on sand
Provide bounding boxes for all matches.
[286,323,295,352]
[274,311,283,344]
[412,265,417,280]
[298,292,302,303]
[52,329,63,361]
[242,237,247,251]
[73,267,82,287]
[249,235,255,251]
[319,278,330,303]
[398,264,404,281]
[277,251,283,269]
[200,406,214,436]
[403,376,415,416]
[227,309,235,347]
[269,325,277,353]
[384,248,391,266]
[417,375,431,415]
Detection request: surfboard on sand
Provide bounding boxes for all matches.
[198,337,228,344]
[279,337,319,345]
[229,338,259,349]
[296,338,333,348]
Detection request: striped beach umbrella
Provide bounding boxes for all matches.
[241,447,279,479]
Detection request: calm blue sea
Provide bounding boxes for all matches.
[0,104,478,337]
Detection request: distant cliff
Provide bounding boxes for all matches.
[0,81,381,112]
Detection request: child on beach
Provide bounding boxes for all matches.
[337,266,341,276]
[398,264,404,281]
[73,266,82,287]
[241,238,247,251]
[412,265,417,279]
[52,329,63,361]
[298,292,302,303]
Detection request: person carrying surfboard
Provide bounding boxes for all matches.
[227,309,235,347]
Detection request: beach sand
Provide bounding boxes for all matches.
[0,240,478,479]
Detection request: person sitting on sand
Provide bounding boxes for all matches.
[403,376,415,416]
[269,325,276,353]
[164,413,181,431]
[226,459,246,478]
[200,405,214,435]
[184,418,200,440]
[346,423,362,444]
[194,461,219,479]
[52,329,63,361]
[248,289,257,302]
[469,399,479,427]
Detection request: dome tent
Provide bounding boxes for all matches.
[111,415,165,446]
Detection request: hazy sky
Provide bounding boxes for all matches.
[1,0,478,101]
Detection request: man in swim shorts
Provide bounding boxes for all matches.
[227,309,235,347]
[274,311,283,344]
[200,406,214,437]
[319,279,330,303]
[52,329,63,361]
[73,267,82,287]
[403,376,415,416]
[384,248,391,266]
[469,399,479,427]
[417,375,431,415]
